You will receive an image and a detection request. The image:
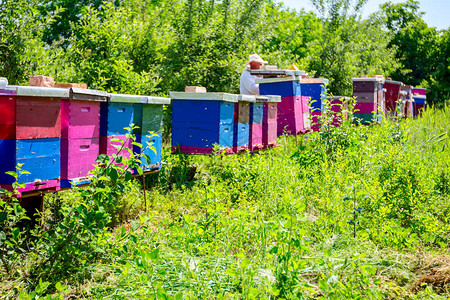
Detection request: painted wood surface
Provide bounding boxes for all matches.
[135,133,162,171]
[251,103,264,124]
[249,122,263,150]
[100,103,135,136]
[61,100,101,139]
[353,81,377,93]
[172,122,233,148]
[259,80,301,97]
[61,138,100,180]
[0,95,16,139]
[233,122,250,151]
[141,104,164,134]
[16,97,61,139]
[16,138,60,184]
[263,121,277,147]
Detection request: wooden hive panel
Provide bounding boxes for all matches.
[61,100,101,140]
[16,97,61,139]
[16,138,60,183]
[134,133,162,171]
[141,104,164,134]
[0,95,16,139]
[61,138,100,180]
[259,80,301,97]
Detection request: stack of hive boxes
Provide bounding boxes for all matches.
[262,95,281,148]
[234,95,254,152]
[0,82,64,195]
[384,79,404,117]
[330,96,350,127]
[400,85,413,118]
[412,87,427,117]
[352,77,385,124]
[300,78,328,131]
[257,76,304,135]
[60,88,108,187]
[248,95,265,151]
[100,94,139,168]
[170,92,238,154]
[134,96,170,171]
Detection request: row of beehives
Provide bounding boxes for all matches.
[352,76,427,124]
[0,74,427,196]
[0,79,169,196]
[170,77,330,155]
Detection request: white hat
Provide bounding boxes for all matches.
[247,54,268,65]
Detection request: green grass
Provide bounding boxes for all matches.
[2,105,450,299]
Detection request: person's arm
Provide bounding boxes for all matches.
[243,70,260,95]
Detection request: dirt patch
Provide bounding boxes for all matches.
[414,255,450,294]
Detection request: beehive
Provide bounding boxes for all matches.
[0,84,66,195]
[384,79,404,116]
[330,96,350,126]
[300,78,328,132]
[233,95,255,152]
[133,96,170,171]
[60,88,108,187]
[262,95,281,148]
[257,76,305,135]
[249,96,265,151]
[352,77,384,124]
[171,92,238,154]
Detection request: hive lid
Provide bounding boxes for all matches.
[412,87,427,91]
[384,79,403,86]
[300,78,329,84]
[70,88,108,101]
[0,78,8,89]
[266,95,281,102]
[109,93,147,103]
[10,85,70,98]
[352,77,385,83]
[238,95,256,102]
[255,76,301,84]
[255,96,269,102]
[143,96,171,104]
[169,92,239,102]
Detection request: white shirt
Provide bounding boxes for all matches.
[240,68,262,95]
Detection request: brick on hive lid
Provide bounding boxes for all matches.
[361,75,369,78]
[185,86,207,93]
[29,75,55,87]
[55,82,88,89]
[0,77,7,89]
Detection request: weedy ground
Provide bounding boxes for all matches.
[1,105,449,299]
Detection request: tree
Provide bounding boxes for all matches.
[305,0,397,96]
[0,0,55,84]
[381,0,440,97]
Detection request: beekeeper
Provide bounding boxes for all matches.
[240,54,268,95]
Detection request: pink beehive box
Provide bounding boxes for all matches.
[60,88,108,188]
[262,96,281,147]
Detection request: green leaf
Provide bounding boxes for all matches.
[149,248,159,260]
[240,258,250,268]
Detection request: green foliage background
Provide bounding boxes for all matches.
[1,0,448,104]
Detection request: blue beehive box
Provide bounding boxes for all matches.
[258,77,301,97]
[134,133,163,171]
[100,102,135,136]
[299,79,328,113]
[170,92,238,154]
[0,138,60,185]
